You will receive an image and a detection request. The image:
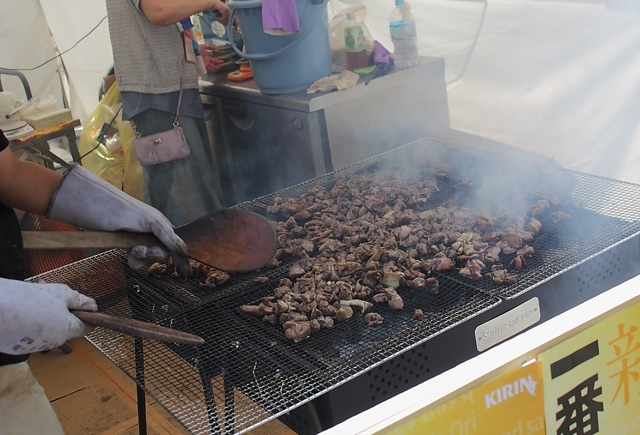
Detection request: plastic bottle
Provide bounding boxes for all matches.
[344,13,368,71]
[389,0,419,69]
[191,14,205,45]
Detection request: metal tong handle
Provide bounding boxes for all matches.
[72,310,204,346]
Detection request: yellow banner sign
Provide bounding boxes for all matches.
[538,301,640,434]
[383,361,545,435]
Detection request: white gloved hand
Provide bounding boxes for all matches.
[47,164,190,277]
[0,278,98,355]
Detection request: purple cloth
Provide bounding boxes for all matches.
[373,41,392,64]
[262,0,300,35]
[365,41,393,85]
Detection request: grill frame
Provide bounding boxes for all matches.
[29,137,640,434]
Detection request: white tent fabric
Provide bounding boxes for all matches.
[0,0,110,124]
[2,0,640,184]
[38,0,112,124]
[0,1,62,105]
[363,0,640,184]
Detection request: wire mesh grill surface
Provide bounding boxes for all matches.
[33,249,499,434]
[248,138,640,300]
[31,137,640,434]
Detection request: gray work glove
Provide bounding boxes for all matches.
[0,278,97,355]
[47,164,189,276]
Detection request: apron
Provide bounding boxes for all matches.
[0,179,65,435]
[0,200,29,365]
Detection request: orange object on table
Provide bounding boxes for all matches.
[9,119,82,169]
[227,64,253,82]
[11,119,77,144]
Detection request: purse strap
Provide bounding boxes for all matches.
[173,58,185,127]
[131,58,186,138]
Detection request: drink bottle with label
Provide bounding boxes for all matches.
[344,13,368,71]
[389,0,419,69]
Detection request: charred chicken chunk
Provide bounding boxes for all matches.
[147,262,167,276]
[283,321,311,342]
[383,288,404,310]
[364,312,384,327]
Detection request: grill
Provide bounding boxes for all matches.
[30,137,640,434]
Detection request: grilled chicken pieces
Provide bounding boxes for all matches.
[238,169,572,342]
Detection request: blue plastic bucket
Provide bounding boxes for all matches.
[227,0,331,94]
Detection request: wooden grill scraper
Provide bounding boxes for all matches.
[22,208,277,273]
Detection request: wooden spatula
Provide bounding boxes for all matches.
[22,208,276,273]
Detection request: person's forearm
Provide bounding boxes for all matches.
[139,0,225,26]
[0,152,61,215]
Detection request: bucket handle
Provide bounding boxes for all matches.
[228,0,327,61]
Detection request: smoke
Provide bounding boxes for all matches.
[215,1,640,216]
[358,0,640,186]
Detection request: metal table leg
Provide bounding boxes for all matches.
[134,337,148,435]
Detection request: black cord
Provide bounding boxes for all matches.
[78,105,122,162]
[446,1,488,88]
[0,16,107,72]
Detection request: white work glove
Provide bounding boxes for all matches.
[0,278,98,355]
[47,164,190,276]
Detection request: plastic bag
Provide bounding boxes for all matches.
[77,82,143,201]
[0,91,25,118]
[307,70,360,93]
[328,3,374,73]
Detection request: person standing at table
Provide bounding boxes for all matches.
[0,128,188,433]
[105,0,233,226]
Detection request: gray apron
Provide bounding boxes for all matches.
[0,200,29,365]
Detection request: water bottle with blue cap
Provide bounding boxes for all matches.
[389,0,419,69]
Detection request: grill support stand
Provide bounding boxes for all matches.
[134,337,148,435]
[197,360,221,433]
[130,328,229,435]
[223,370,235,434]
[194,344,236,434]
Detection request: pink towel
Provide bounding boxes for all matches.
[262,0,300,36]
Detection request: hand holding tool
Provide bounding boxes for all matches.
[0,278,97,355]
[23,208,277,273]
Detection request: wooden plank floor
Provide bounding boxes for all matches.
[29,338,297,435]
